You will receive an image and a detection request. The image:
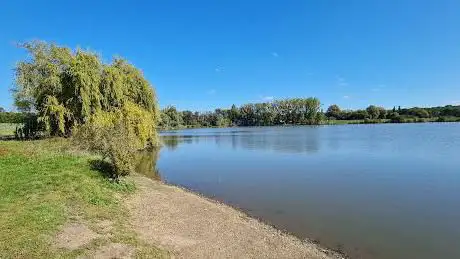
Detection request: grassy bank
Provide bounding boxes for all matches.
[325,117,460,125]
[0,139,167,258]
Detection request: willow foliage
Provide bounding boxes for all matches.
[13,41,159,147]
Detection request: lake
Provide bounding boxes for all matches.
[151,123,460,259]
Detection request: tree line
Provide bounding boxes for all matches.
[159,102,460,129]
[159,98,323,129]
[325,104,460,122]
[0,111,27,123]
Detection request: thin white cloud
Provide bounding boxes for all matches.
[271,52,279,58]
[206,89,216,95]
[214,67,223,73]
[262,96,274,101]
[337,76,348,87]
[258,95,274,102]
[343,95,350,99]
[451,100,460,105]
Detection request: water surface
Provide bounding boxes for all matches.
[152,124,460,259]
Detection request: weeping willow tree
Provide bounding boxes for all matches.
[13,41,160,176]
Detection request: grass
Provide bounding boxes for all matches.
[0,123,18,136]
[0,138,168,258]
[325,119,368,125]
[324,119,392,125]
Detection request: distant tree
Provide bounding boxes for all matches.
[408,108,430,118]
[214,113,231,127]
[349,110,369,120]
[437,105,460,117]
[376,107,387,119]
[0,107,5,113]
[160,106,183,128]
[366,105,381,119]
[239,104,256,126]
[387,112,401,122]
[159,111,171,128]
[229,104,240,125]
[325,104,342,119]
[181,110,197,126]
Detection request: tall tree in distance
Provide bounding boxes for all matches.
[366,105,381,119]
[160,106,183,129]
[325,104,342,119]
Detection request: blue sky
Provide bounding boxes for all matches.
[1,0,460,111]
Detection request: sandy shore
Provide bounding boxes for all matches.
[125,174,344,259]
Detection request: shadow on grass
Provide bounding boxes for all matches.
[89,159,117,180]
[88,159,136,193]
[0,135,17,141]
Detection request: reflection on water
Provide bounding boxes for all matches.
[151,124,460,259]
[135,148,161,180]
[161,126,320,154]
[162,137,180,150]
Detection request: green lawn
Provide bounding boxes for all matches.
[0,139,167,258]
[0,123,18,136]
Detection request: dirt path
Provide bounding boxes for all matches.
[125,175,342,259]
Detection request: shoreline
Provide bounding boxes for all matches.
[159,119,460,131]
[1,138,344,258]
[163,180,347,255]
[127,173,346,259]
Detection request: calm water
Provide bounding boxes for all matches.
[151,123,460,259]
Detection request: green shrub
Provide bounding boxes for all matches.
[72,104,158,178]
[73,121,138,178]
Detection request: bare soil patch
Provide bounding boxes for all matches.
[93,243,135,258]
[95,219,114,234]
[0,147,8,156]
[125,175,343,259]
[54,222,100,250]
